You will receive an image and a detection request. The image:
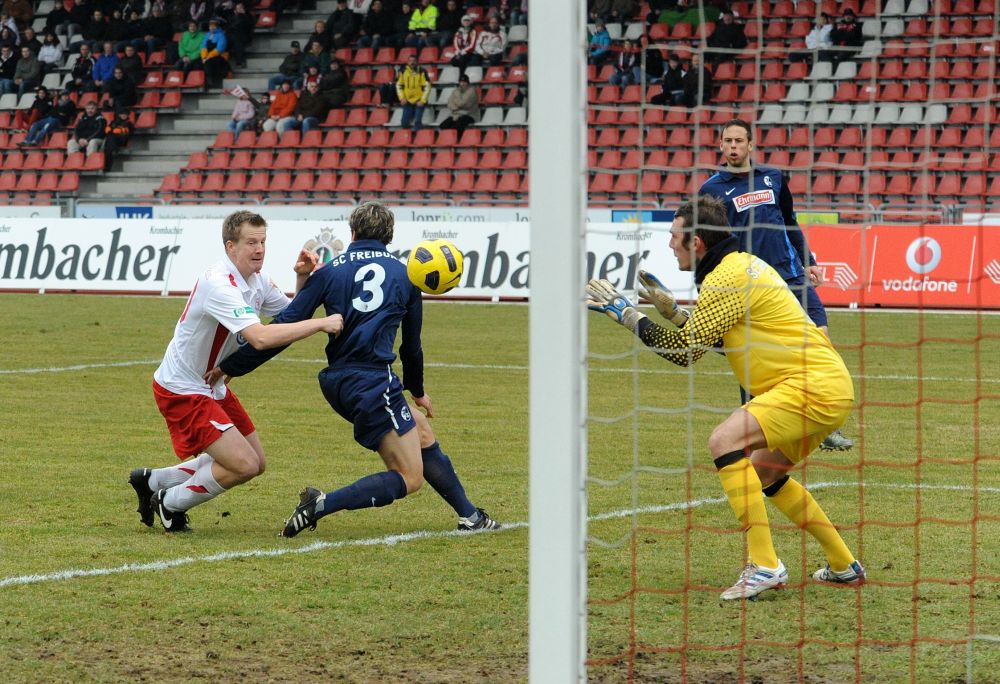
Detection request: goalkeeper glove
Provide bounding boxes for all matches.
[637,269,689,327]
[586,279,646,332]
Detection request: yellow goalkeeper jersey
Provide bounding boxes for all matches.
[639,250,854,402]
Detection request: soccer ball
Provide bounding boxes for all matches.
[406,239,464,295]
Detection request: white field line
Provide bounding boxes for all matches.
[2,481,998,590]
[2,358,998,385]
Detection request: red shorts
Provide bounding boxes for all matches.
[152,380,256,459]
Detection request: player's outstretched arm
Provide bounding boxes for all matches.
[586,278,647,332]
[637,269,689,327]
[239,313,343,350]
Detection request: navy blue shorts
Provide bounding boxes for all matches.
[786,275,829,328]
[318,365,416,451]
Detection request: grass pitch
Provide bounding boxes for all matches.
[1,293,998,683]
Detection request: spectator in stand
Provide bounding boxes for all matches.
[388,1,416,49]
[609,38,640,91]
[200,17,229,87]
[438,72,478,134]
[118,43,143,83]
[326,0,359,49]
[2,0,32,31]
[589,0,638,24]
[318,56,351,108]
[228,90,255,135]
[0,23,15,53]
[268,40,303,90]
[20,27,42,55]
[450,14,477,74]
[123,9,146,53]
[638,32,664,84]
[90,41,118,93]
[141,5,175,60]
[13,85,52,132]
[105,9,129,46]
[346,0,372,16]
[299,63,322,89]
[226,2,254,68]
[305,19,330,53]
[650,51,684,104]
[45,0,86,42]
[408,0,438,48]
[189,0,209,26]
[395,53,429,132]
[706,10,747,64]
[510,0,527,25]
[587,19,612,66]
[436,0,462,50]
[0,44,15,95]
[103,108,134,170]
[682,52,712,107]
[175,20,204,73]
[357,0,393,51]
[104,64,138,111]
[830,8,863,64]
[279,79,328,135]
[66,43,96,93]
[793,13,833,64]
[21,89,76,146]
[301,39,330,77]
[68,99,107,156]
[13,45,40,97]
[38,32,64,75]
[474,15,506,67]
[261,79,297,131]
[250,91,268,132]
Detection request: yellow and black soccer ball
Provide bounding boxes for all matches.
[406,239,464,295]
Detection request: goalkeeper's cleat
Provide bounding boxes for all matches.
[280,486,324,538]
[457,508,500,532]
[820,429,854,451]
[150,489,192,533]
[719,560,788,601]
[813,560,866,586]
[129,467,155,527]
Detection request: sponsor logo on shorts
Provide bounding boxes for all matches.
[733,189,775,212]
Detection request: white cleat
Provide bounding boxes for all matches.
[720,560,788,601]
[813,560,866,586]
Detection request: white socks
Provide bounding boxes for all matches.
[162,456,227,512]
[149,453,213,490]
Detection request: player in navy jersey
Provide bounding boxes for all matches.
[699,118,853,451]
[214,201,499,537]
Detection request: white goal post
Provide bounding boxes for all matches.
[528,0,588,681]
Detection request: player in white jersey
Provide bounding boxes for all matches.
[129,210,344,532]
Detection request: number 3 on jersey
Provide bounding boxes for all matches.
[352,263,385,312]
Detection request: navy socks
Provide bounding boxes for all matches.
[421,442,477,518]
[316,470,407,518]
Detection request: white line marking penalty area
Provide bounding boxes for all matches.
[2,481,997,590]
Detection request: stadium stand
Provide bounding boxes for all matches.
[0,0,995,214]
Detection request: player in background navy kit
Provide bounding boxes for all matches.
[700,119,853,452]
[214,201,499,537]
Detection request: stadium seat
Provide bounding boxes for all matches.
[251,151,274,170]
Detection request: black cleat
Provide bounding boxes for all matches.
[150,489,192,533]
[457,508,500,531]
[129,467,155,527]
[280,487,323,538]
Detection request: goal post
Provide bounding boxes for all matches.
[528,0,588,681]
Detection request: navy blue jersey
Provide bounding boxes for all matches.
[220,239,426,396]
[700,165,812,282]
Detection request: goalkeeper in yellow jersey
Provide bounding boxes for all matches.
[586,195,865,601]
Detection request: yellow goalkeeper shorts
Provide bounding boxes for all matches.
[744,382,853,463]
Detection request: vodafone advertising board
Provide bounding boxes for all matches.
[809,224,1000,309]
[0,219,687,299]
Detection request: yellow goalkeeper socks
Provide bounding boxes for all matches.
[763,475,855,572]
[715,451,778,570]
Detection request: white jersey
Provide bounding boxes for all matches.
[154,257,291,398]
